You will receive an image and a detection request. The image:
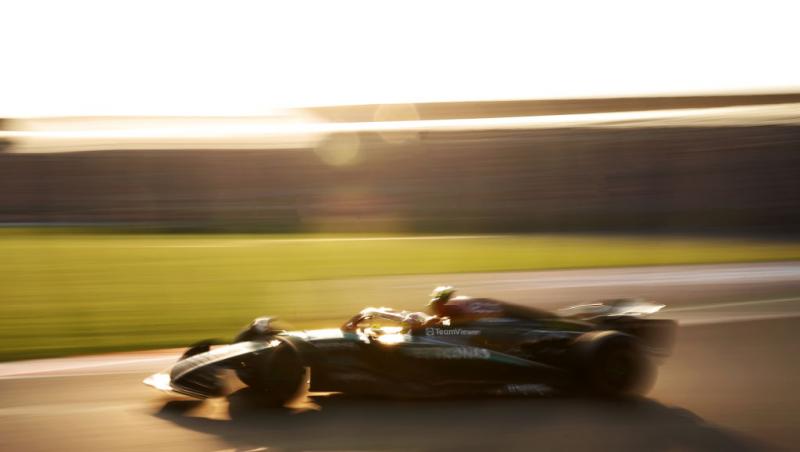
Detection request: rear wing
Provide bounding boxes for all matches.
[558,298,665,320]
[559,299,676,355]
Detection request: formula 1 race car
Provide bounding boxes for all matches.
[144,290,677,406]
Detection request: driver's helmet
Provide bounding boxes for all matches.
[427,285,457,315]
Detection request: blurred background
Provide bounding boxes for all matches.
[3,96,800,233]
[1,1,800,450]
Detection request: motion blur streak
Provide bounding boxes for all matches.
[3,102,800,153]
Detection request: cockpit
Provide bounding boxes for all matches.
[341,307,440,344]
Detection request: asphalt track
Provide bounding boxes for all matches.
[1,262,799,451]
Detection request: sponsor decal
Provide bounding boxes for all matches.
[425,327,481,337]
[522,330,576,341]
[467,300,504,313]
[331,372,379,383]
[313,342,359,350]
[405,347,491,360]
[497,383,552,396]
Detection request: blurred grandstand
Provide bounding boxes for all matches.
[1,94,799,234]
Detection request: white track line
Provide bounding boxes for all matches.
[665,297,800,312]
[0,402,146,416]
[0,369,167,380]
[674,312,800,326]
[527,267,800,288]
[0,355,178,379]
[391,264,800,289]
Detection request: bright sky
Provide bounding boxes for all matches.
[2,0,799,117]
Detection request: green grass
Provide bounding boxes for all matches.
[2,230,800,361]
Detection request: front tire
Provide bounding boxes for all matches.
[236,342,306,407]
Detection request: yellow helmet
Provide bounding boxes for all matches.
[428,285,456,305]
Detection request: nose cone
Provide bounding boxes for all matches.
[143,372,172,392]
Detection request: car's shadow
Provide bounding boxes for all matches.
[155,389,770,452]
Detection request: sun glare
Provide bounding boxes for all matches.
[1,0,799,118]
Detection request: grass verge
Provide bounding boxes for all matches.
[2,231,799,361]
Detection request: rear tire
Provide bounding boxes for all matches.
[571,331,656,397]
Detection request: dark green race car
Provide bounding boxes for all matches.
[145,294,676,406]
